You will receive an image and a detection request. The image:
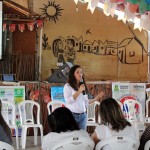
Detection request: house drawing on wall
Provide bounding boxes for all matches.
[118,37,144,64]
[51,35,146,64]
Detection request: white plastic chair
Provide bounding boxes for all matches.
[145,98,150,124]
[87,101,100,127]
[49,136,95,150]
[95,135,139,150]
[124,99,145,140]
[1,100,19,149]
[18,100,43,149]
[144,139,150,150]
[0,141,14,150]
[47,100,66,115]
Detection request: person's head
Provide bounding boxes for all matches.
[68,65,83,91]
[99,97,131,132]
[48,107,79,133]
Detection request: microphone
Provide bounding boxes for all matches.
[79,78,85,95]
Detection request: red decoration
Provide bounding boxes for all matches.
[27,22,34,31]
[36,20,43,29]
[9,24,16,32]
[3,23,6,31]
[127,2,138,13]
[18,24,25,32]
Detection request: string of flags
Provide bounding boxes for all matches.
[3,20,43,32]
[74,0,150,31]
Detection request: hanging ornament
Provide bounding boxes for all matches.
[3,23,6,31]
[36,20,43,29]
[9,24,16,32]
[127,2,138,13]
[18,24,25,32]
[27,22,34,31]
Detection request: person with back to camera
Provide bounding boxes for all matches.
[138,125,150,150]
[0,100,12,145]
[41,107,94,150]
[63,65,104,130]
[91,97,137,150]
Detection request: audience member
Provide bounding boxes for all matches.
[91,97,137,149]
[138,125,150,150]
[42,107,94,150]
[0,100,12,145]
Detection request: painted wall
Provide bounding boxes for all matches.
[33,0,148,82]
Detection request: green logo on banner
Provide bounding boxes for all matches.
[0,90,5,97]
[114,85,119,91]
[14,89,23,97]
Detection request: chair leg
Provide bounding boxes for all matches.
[21,127,27,149]
[15,127,19,149]
[34,127,38,145]
[40,126,43,145]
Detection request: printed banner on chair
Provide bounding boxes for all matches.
[112,82,146,117]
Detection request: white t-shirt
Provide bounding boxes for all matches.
[63,83,89,113]
[95,124,137,150]
[42,130,93,150]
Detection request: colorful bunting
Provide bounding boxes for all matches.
[3,20,43,32]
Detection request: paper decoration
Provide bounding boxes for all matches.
[3,20,43,32]
[36,20,43,28]
[18,24,25,32]
[27,22,34,31]
[9,24,16,32]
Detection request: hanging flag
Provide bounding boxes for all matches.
[3,23,6,31]
[36,20,43,29]
[9,24,16,32]
[18,24,25,32]
[27,22,34,31]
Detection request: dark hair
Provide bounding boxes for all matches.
[68,65,81,91]
[0,100,12,142]
[99,98,131,132]
[48,107,79,133]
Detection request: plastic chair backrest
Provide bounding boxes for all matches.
[49,136,95,150]
[146,98,150,117]
[124,99,143,122]
[18,100,40,125]
[144,139,150,150]
[1,100,16,126]
[87,101,100,125]
[95,135,139,150]
[47,100,66,115]
[0,141,14,150]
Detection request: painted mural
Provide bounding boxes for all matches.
[42,35,147,65]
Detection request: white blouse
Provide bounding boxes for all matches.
[63,83,89,113]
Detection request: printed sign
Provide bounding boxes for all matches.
[51,86,65,102]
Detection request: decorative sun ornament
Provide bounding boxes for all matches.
[41,1,64,23]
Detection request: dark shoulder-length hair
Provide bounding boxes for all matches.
[68,65,82,91]
[0,100,12,142]
[48,107,79,133]
[99,97,131,132]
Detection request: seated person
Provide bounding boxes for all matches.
[138,126,150,150]
[0,100,12,145]
[91,97,137,149]
[42,107,94,150]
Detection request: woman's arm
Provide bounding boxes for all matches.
[73,84,85,100]
[89,91,104,104]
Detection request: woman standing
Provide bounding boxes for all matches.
[63,65,104,130]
